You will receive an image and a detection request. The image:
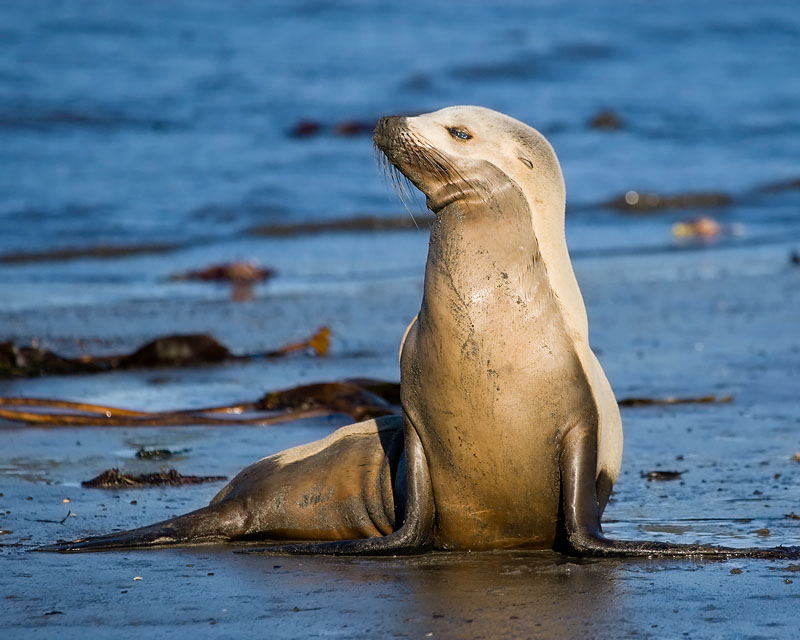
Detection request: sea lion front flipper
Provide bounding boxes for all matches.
[558,418,800,559]
[238,416,435,556]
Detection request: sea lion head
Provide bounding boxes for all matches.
[374,106,565,215]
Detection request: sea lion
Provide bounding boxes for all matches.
[39,107,798,558]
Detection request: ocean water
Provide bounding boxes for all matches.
[0,0,799,311]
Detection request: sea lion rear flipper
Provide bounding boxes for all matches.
[33,502,244,553]
[238,417,435,556]
[558,419,800,559]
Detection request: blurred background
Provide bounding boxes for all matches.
[1,1,799,326]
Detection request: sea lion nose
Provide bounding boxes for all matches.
[373,116,406,149]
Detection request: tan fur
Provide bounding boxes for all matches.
[402,107,622,485]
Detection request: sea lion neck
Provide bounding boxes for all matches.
[425,181,487,213]
[429,195,536,251]
[424,177,588,346]
[431,169,545,244]
[423,191,545,315]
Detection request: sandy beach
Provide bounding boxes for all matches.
[2,228,799,639]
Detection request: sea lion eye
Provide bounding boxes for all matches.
[447,127,472,141]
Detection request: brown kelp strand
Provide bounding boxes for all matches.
[588,109,624,130]
[641,470,684,481]
[0,242,182,264]
[0,404,329,427]
[603,190,733,213]
[1,381,735,429]
[168,261,275,283]
[617,394,733,407]
[257,380,398,422]
[0,327,330,378]
[0,378,398,428]
[81,469,227,488]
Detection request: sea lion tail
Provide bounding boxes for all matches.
[32,502,244,553]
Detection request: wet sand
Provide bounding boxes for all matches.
[2,230,799,639]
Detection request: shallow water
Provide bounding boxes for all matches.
[1,1,800,257]
[1,2,800,638]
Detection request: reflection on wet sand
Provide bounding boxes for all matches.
[397,552,621,637]
[229,550,622,637]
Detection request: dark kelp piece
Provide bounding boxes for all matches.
[641,470,684,481]
[258,380,397,421]
[0,242,181,265]
[758,176,800,193]
[603,191,733,213]
[168,261,275,283]
[0,341,103,377]
[0,327,330,378]
[618,394,732,407]
[115,334,232,368]
[82,469,226,488]
[135,448,190,460]
[588,109,623,130]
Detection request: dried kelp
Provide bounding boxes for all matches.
[0,381,735,429]
[618,395,733,407]
[82,468,226,488]
[135,448,190,460]
[0,377,398,428]
[257,381,397,422]
[641,470,684,481]
[588,109,623,130]
[168,261,275,283]
[604,190,733,213]
[0,242,181,264]
[0,327,330,378]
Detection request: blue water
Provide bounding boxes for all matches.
[0,0,799,290]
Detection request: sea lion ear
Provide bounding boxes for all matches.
[518,156,533,169]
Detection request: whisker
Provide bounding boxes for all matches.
[376,143,423,230]
[377,125,491,227]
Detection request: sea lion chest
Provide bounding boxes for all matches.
[401,203,594,550]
